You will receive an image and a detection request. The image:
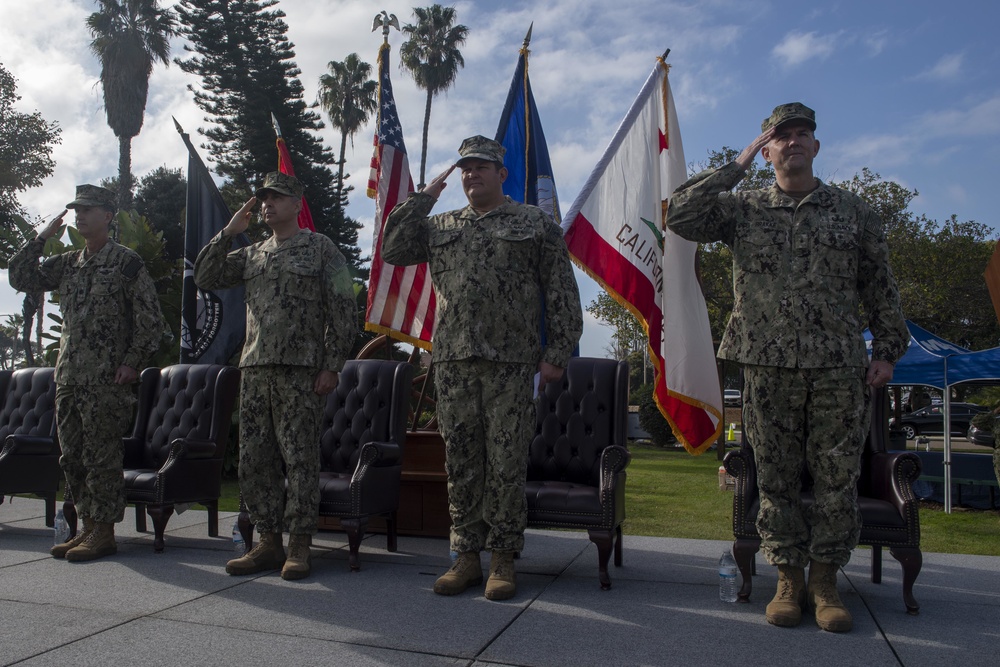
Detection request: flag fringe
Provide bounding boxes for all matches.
[567,252,723,455]
[363,322,434,351]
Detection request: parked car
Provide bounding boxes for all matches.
[724,389,742,407]
[967,417,997,447]
[889,402,988,440]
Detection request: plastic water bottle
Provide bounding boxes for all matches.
[719,551,738,602]
[53,508,70,545]
[232,520,245,552]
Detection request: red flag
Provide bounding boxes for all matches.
[275,135,316,231]
[562,58,722,454]
[365,42,435,348]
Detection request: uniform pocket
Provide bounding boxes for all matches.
[282,262,321,301]
[813,229,858,278]
[428,228,463,272]
[737,228,784,274]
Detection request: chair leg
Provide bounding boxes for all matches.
[587,528,614,590]
[341,517,368,572]
[613,523,624,567]
[205,500,219,537]
[44,492,56,527]
[146,504,175,553]
[870,545,883,584]
[733,537,760,603]
[134,503,148,532]
[889,546,922,615]
[385,511,398,553]
[63,496,78,539]
[237,493,254,551]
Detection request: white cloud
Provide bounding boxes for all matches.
[771,31,840,69]
[915,52,964,81]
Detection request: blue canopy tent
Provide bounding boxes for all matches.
[864,320,1000,511]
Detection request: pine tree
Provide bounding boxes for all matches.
[174,0,361,269]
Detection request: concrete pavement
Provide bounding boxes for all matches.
[1,497,997,666]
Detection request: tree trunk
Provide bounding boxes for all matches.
[419,88,433,189]
[118,134,133,211]
[337,131,348,204]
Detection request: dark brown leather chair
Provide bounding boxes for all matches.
[239,359,413,571]
[66,364,240,551]
[0,368,59,526]
[525,357,630,590]
[723,386,922,614]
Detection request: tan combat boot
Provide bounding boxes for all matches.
[808,560,853,632]
[226,532,286,576]
[65,522,117,562]
[433,551,483,595]
[765,564,807,627]
[281,533,312,581]
[51,516,94,559]
[484,550,516,601]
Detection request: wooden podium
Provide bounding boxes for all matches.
[317,429,451,537]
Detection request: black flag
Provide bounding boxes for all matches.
[176,120,249,364]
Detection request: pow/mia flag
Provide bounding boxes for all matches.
[176,120,249,364]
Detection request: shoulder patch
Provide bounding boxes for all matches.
[122,255,145,279]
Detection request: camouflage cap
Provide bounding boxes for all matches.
[66,184,117,211]
[456,135,506,166]
[254,171,304,198]
[761,102,817,133]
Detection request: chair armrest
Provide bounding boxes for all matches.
[350,441,402,485]
[598,445,631,491]
[867,451,922,512]
[724,447,757,507]
[166,437,217,463]
[2,434,58,456]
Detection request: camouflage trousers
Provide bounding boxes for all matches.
[743,365,870,568]
[435,359,536,553]
[239,366,323,535]
[55,383,136,524]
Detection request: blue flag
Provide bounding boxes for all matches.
[495,43,561,223]
[176,121,249,364]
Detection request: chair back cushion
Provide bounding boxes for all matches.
[0,368,56,442]
[320,359,412,473]
[138,365,237,468]
[528,357,628,486]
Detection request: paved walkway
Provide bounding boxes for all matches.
[1,497,997,666]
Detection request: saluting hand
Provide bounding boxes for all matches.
[223,197,256,237]
[38,210,67,242]
[421,165,455,200]
[735,128,775,171]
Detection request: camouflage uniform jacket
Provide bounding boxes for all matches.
[194,229,356,371]
[667,161,908,368]
[382,192,583,366]
[8,238,164,384]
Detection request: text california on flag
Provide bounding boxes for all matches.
[561,57,723,454]
[366,41,435,348]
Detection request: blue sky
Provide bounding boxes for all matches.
[1,0,998,356]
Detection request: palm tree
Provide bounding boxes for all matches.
[400,4,469,188]
[87,0,176,211]
[317,54,378,204]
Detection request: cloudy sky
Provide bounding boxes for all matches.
[1,0,998,356]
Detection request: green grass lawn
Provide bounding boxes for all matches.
[622,444,1000,557]
[208,444,999,556]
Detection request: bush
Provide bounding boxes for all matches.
[633,383,677,447]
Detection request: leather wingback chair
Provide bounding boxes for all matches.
[318,359,413,570]
[525,357,630,590]
[723,386,922,614]
[64,364,240,552]
[0,368,59,526]
[240,359,414,571]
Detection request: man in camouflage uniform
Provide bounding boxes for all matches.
[382,136,582,601]
[194,172,356,581]
[667,104,908,632]
[9,184,164,562]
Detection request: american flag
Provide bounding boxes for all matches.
[365,42,435,348]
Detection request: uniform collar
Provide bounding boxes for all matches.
[459,195,515,220]
[763,178,834,208]
[75,240,117,267]
[261,228,312,253]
